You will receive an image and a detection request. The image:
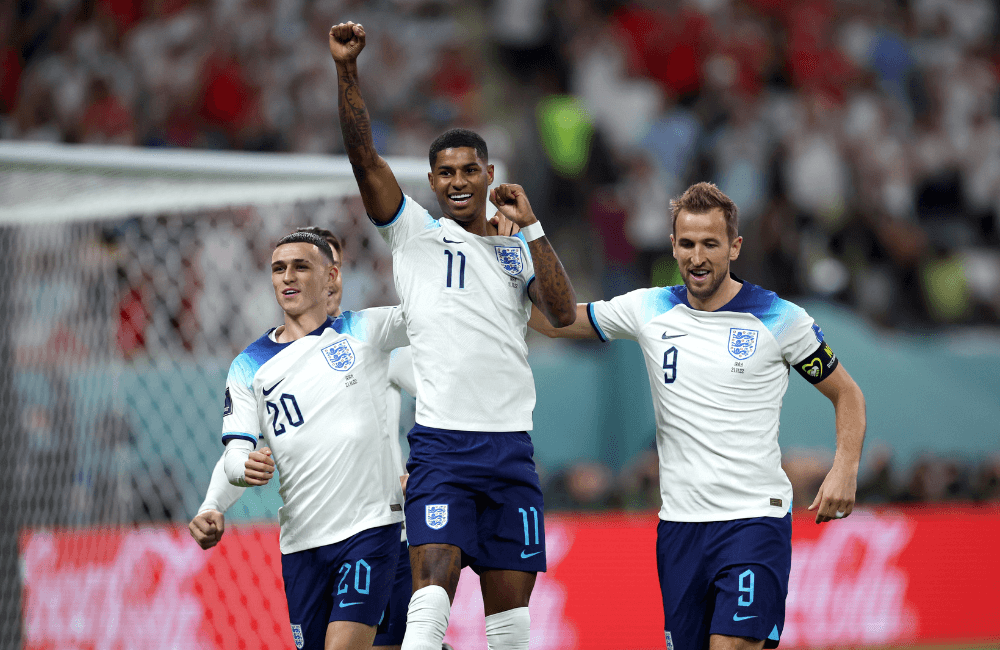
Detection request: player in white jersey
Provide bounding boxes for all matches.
[530,182,867,650]
[330,21,578,650]
[190,230,408,650]
[189,229,443,650]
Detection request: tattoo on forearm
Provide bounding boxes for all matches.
[528,238,577,323]
[338,70,380,172]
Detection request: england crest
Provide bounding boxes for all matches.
[728,328,758,360]
[426,504,448,530]
[322,339,355,372]
[495,246,523,277]
[291,624,305,649]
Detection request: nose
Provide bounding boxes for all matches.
[283,266,295,283]
[690,245,705,266]
[452,171,467,188]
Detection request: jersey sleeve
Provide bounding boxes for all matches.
[387,346,417,396]
[587,289,648,342]
[364,305,410,352]
[221,354,260,447]
[372,195,437,253]
[773,303,827,366]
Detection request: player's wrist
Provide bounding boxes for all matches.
[519,220,544,242]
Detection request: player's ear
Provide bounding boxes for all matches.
[670,234,677,259]
[487,163,494,186]
[427,171,434,190]
[729,235,743,261]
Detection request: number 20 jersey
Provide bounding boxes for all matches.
[375,195,536,432]
[589,280,824,523]
[220,309,408,554]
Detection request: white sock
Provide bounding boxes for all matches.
[401,585,451,650]
[485,607,530,650]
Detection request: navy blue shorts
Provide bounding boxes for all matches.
[405,424,546,573]
[657,514,791,649]
[281,523,402,650]
[373,539,411,647]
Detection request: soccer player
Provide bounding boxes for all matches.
[529,182,867,650]
[192,230,409,650]
[329,20,578,650]
[189,228,428,650]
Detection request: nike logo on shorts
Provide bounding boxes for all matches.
[262,379,284,396]
[520,550,541,559]
[339,601,363,608]
[733,613,757,621]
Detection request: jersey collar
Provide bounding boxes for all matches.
[681,273,750,312]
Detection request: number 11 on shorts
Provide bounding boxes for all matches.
[518,507,540,553]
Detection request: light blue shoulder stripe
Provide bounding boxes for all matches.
[332,310,368,342]
[640,286,686,324]
[228,332,285,389]
[724,283,806,340]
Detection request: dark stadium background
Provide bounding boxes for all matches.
[1,0,998,648]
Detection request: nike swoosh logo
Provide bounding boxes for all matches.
[262,379,284,396]
[520,550,541,559]
[443,238,464,244]
[339,601,363,608]
[662,333,687,339]
[733,613,757,621]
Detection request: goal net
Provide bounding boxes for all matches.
[0,141,505,649]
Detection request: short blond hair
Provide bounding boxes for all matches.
[670,182,739,242]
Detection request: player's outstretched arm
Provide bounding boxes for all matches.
[330,21,403,223]
[528,304,598,339]
[491,183,577,327]
[807,364,866,524]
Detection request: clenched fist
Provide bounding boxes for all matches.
[329,22,366,64]
[489,184,538,228]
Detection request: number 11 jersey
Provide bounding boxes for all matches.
[375,195,536,432]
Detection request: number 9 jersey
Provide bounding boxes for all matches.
[220,308,409,554]
[588,279,832,523]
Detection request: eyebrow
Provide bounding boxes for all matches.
[272,258,314,267]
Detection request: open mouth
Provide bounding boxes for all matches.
[689,269,710,282]
[282,288,300,296]
[448,193,473,207]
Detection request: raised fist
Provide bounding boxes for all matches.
[489,184,538,228]
[329,22,366,64]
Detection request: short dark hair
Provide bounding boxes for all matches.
[275,231,335,264]
[670,182,739,242]
[428,128,488,168]
[296,226,342,264]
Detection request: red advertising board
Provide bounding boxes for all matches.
[21,506,1000,649]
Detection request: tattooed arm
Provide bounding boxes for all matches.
[329,22,403,223]
[490,184,577,327]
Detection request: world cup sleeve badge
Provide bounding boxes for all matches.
[728,328,758,360]
[495,246,523,276]
[425,504,448,530]
[322,339,356,372]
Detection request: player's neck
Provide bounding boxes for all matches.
[448,211,490,236]
[276,308,328,343]
[688,275,743,312]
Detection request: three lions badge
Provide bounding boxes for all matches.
[426,504,448,530]
[728,328,758,360]
[322,339,355,372]
[495,246,523,277]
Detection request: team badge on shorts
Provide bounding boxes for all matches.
[426,504,448,530]
[322,339,355,372]
[728,328,758,360]
[291,624,305,649]
[495,246,523,276]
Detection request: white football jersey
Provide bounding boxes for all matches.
[375,195,536,432]
[221,308,408,554]
[589,280,824,522]
[386,346,417,543]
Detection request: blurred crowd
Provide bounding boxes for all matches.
[544,446,1000,511]
[5,0,1000,326]
[5,0,1000,524]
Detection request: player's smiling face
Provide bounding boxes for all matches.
[271,242,336,318]
[428,147,494,224]
[671,208,742,305]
